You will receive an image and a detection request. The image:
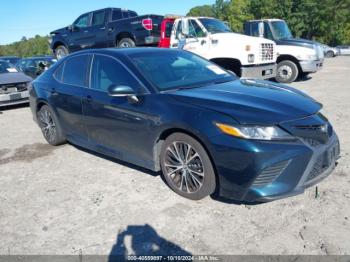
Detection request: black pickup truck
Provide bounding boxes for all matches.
[50,8,163,59]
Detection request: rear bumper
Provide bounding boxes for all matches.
[300,59,323,73]
[0,91,29,107]
[241,63,277,80]
[144,36,160,45]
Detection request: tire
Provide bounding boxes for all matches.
[160,133,216,200]
[54,45,69,60]
[275,60,299,83]
[37,105,66,146]
[117,38,136,48]
[325,51,335,58]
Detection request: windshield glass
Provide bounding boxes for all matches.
[0,60,18,74]
[270,21,293,40]
[199,18,231,34]
[129,50,235,91]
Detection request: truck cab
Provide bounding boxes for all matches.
[244,19,324,83]
[159,17,277,80]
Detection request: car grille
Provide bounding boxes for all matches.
[252,160,290,187]
[0,83,27,94]
[260,43,274,61]
[305,141,340,183]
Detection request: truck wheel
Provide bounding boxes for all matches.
[55,45,69,60]
[276,60,298,83]
[118,38,135,48]
[325,51,335,58]
[160,133,216,200]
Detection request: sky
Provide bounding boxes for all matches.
[0,0,214,45]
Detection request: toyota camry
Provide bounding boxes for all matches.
[29,48,340,202]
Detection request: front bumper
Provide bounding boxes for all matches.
[300,59,323,73]
[0,90,29,107]
[241,63,277,80]
[209,126,340,203]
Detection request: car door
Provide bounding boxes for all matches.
[170,19,209,57]
[69,13,93,52]
[50,54,90,142]
[82,54,151,163]
[90,10,109,48]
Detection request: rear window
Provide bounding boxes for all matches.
[62,55,90,87]
[53,63,64,82]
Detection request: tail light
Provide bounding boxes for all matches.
[142,18,153,31]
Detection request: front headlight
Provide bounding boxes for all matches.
[215,123,293,140]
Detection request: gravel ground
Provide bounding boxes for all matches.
[0,56,349,256]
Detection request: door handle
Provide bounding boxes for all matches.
[100,27,106,30]
[84,95,93,103]
[172,43,178,47]
[51,88,58,96]
[84,30,89,33]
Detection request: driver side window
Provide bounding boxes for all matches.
[188,20,206,38]
[91,55,142,93]
[74,13,90,28]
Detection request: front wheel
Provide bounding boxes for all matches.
[325,51,335,58]
[160,133,216,200]
[275,60,299,83]
[54,45,69,60]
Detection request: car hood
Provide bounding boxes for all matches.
[0,72,32,85]
[50,27,69,35]
[169,79,321,125]
[277,38,318,49]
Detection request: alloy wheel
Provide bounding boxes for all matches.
[38,108,57,143]
[164,141,204,193]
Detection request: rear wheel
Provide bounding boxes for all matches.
[160,133,216,200]
[37,105,66,146]
[275,60,299,83]
[55,45,69,60]
[117,38,135,48]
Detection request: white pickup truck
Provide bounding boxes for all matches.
[159,17,277,80]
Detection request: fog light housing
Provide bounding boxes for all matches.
[248,54,255,63]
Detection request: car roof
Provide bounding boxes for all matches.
[70,47,184,58]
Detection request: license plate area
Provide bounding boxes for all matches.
[324,142,339,167]
[9,93,21,100]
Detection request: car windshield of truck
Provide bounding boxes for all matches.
[270,21,293,40]
[0,61,18,74]
[198,18,231,34]
[129,51,235,91]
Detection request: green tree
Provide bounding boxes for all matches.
[187,5,215,17]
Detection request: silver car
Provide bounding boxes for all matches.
[322,44,339,58]
[337,45,350,55]
[0,60,32,107]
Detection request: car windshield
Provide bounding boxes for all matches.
[0,60,18,74]
[270,21,293,40]
[199,18,231,34]
[128,50,235,91]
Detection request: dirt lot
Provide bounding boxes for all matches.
[0,56,349,257]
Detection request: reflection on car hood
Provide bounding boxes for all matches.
[170,79,322,125]
[0,72,32,85]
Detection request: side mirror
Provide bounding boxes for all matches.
[258,22,264,38]
[69,24,79,32]
[181,19,189,36]
[107,85,139,103]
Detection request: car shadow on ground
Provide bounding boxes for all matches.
[70,143,160,178]
[108,224,192,261]
[0,102,29,114]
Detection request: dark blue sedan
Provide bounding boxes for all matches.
[29,48,340,202]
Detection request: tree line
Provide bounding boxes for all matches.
[1,0,349,57]
[0,35,51,58]
[188,0,350,46]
